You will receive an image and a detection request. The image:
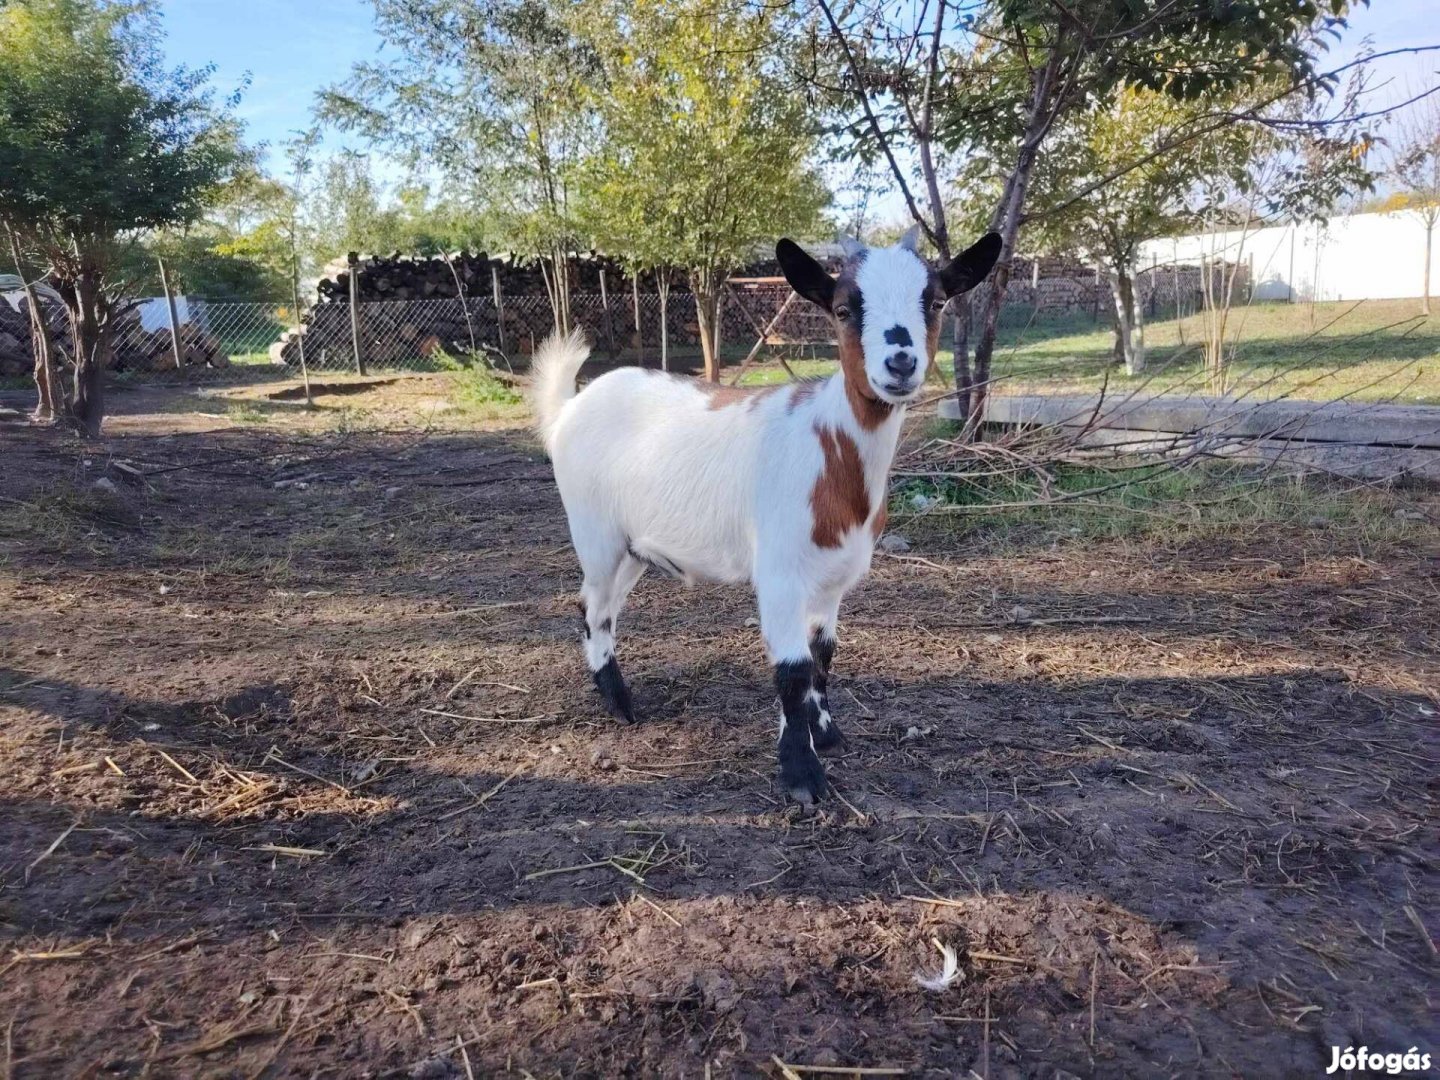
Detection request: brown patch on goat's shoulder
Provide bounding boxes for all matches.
[810,425,870,548]
[787,379,823,413]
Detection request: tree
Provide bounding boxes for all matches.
[578,0,827,381]
[814,0,1369,433]
[0,0,244,434]
[323,0,598,332]
[1387,95,1440,315]
[1027,90,1254,375]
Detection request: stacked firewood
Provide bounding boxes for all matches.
[0,299,229,377]
[315,251,639,304]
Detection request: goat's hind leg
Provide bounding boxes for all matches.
[576,529,646,723]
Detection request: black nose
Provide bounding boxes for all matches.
[885,351,917,379]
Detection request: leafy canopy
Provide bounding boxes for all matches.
[0,0,243,245]
[576,0,828,283]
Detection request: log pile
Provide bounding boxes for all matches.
[0,299,38,378]
[0,298,229,378]
[316,251,637,305]
[109,308,231,372]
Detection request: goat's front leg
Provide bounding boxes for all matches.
[757,574,826,804]
[808,593,845,753]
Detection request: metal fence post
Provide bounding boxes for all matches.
[158,257,184,371]
[491,264,507,356]
[599,268,617,359]
[347,252,367,375]
[632,273,644,366]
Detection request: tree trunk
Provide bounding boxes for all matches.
[70,268,108,437]
[1424,217,1434,317]
[950,296,972,424]
[657,276,670,372]
[6,225,61,423]
[1108,266,1145,375]
[693,270,722,382]
[968,46,1067,439]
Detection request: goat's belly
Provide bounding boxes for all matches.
[626,524,753,585]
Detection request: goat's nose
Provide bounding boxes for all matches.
[885,351,917,379]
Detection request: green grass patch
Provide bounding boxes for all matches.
[892,449,1426,552]
[736,299,1440,405]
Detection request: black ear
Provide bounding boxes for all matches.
[939,232,1003,298]
[776,238,836,310]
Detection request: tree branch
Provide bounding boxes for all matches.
[814,0,938,247]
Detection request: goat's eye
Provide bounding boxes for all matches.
[834,305,851,320]
[930,298,947,312]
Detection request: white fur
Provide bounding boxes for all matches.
[856,246,932,404]
[533,348,899,670]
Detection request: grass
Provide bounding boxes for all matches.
[892,455,1427,552]
[736,298,1440,405]
[0,484,141,551]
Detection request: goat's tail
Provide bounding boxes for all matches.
[529,325,590,449]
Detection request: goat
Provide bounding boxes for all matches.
[532,227,1002,803]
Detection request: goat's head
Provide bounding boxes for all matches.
[776,227,1002,410]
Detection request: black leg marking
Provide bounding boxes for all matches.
[593,655,635,724]
[807,631,845,753]
[776,659,826,804]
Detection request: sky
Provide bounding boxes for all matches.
[158,0,1439,187]
[160,0,384,163]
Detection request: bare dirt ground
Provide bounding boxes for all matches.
[1,385,1437,1078]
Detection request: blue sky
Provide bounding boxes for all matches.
[159,0,1436,180]
[160,0,383,162]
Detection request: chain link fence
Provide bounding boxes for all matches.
[0,282,834,391]
[1,260,1242,394]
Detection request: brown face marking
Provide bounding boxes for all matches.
[810,424,870,548]
[831,266,893,431]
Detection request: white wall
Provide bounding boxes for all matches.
[1138,211,1438,302]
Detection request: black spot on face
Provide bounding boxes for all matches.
[883,325,913,347]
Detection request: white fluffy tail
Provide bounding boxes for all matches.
[529,325,590,449]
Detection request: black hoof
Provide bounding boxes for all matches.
[779,742,827,804]
[593,657,635,723]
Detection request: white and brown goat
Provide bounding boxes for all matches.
[532,228,1002,802]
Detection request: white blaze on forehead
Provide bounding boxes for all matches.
[854,245,930,367]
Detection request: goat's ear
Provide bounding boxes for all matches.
[777,238,836,310]
[939,232,1003,298]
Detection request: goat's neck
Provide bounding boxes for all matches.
[823,371,906,482]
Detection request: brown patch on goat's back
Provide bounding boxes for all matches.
[700,382,781,411]
[787,379,823,413]
[810,425,870,548]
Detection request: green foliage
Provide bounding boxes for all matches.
[450,364,524,408]
[894,458,1422,550]
[0,0,244,239]
[576,0,827,373]
[0,0,247,433]
[307,154,489,263]
[322,1,597,263]
[1029,89,1252,264]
